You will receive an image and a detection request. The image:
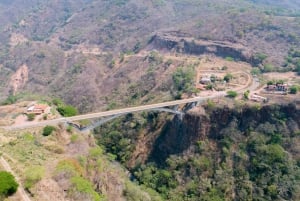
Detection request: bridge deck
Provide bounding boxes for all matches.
[3,93,225,130]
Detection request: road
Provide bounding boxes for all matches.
[0,156,32,201]
[3,92,226,131]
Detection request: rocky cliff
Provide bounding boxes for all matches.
[150,33,256,65]
[149,103,300,164]
[97,102,300,200]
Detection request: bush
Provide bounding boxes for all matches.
[292,50,300,57]
[243,90,250,100]
[263,64,274,72]
[172,66,197,95]
[205,84,213,90]
[2,95,17,105]
[52,98,64,106]
[70,176,103,201]
[223,73,233,82]
[27,113,35,121]
[267,80,274,85]
[225,56,234,61]
[42,125,56,136]
[0,171,18,197]
[221,66,228,70]
[227,90,238,98]
[24,166,45,190]
[251,67,261,75]
[66,126,73,133]
[296,62,300,75]
[290,86,298,94]
[57,105,78,117]
[254,52,267,64]
[55,159,84,178]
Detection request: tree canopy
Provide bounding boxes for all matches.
[0,171,18,198]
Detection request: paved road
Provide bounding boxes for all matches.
[3,92,226,131]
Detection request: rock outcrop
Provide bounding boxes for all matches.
[9,64,29,95]
[149,103,300,164]
[150,33,256,65]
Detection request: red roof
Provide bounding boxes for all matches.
[34,104,48,110]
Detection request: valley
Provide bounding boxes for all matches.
[0,0,300,201]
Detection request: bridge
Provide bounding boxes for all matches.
[3,92,226,131]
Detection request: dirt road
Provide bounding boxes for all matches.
[0,156,31,201]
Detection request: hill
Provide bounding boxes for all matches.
[0,0,300,111]
[0,1,300,200]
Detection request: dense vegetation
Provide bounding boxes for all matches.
[57,105,78,117]
[52,98,78,116]
[172,66,198,98]
[0,171,18,198]
[95,104,300,200]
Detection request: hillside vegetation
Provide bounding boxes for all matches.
[0,126,162,201]
[0,0,300,111]
[95,103,300,201]
[1,1,300,200]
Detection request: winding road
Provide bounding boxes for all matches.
[2,71,259,131]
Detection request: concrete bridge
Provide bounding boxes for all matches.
[3,92,226,131]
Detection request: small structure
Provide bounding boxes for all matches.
[250,94,268,102]
[200,77,211,84]
[26,104,48,115]
[266,84,288,92]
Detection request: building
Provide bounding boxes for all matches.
[266,84,288,92]
[250,94,268,102]
[200,77,211,84]
[26,104,48,115]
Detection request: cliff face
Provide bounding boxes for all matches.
[97,103,300,200]
[149,103,300,164]
[149,111,211,164]
[150,33,256,65]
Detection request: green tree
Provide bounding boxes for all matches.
[263,64,274,72]
[206,84,213,90]
[223,73,233,82]
[226,90,238,98]
[267,184,278,198]
[42,125,56,136]
[172,66,197,96]
[0,171,18,198]
[251,67,261,75]
[276,80,284,85]
[290,86,298,94]
[2,95,17,105]
[254,52,267,64]
[52,98,64,106]
[296,61,300,75]
[27,113,35,121]
[243,90,250,100]
[57,105,78,117]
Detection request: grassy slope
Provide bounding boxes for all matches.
[0,126,161,201]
